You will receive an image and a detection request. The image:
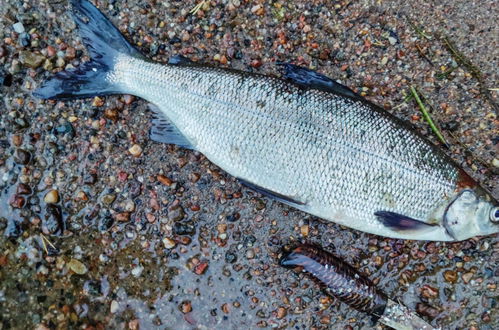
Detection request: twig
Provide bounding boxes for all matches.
[190,1,207,15]
[409,86,449,147]
[440,35,499,114]
[392,92,413,110]
[40,234,58,256]
[408,20,432,40]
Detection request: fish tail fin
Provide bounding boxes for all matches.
[33,0,144,100]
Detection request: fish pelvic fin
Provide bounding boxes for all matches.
[374,211,438,232]
[33,0,145,100]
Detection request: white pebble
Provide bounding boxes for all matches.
[110,300,119,313]
[131,265,144,277]
[13,22,25,33]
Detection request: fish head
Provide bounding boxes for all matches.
[443,188,499,241]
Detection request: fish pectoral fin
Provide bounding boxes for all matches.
[148,104,196,150]
[238,178,306,208]
[374,211,438,232]
[168,55,195,66]
[278,63,362,100]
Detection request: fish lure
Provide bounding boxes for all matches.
[280,245,436,330]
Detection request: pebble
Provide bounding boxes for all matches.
[19,51,45,69]
[68,259,88,275]
[443,270,458,283]
[44,190,59,204]
[102,194,116,205]
[110,300,119,314]
[92,96,104,107]
[14,149,31,165]
[276,307,287,319]
[13,22,25,33]
[114,212,130,222]
[162,237,176,249]
[246,249,255,259]
[462,272,473,284]
[492,158,499,168]
[193,261,209,275]
[129,144,143,157]
[55,57,65,68]
[168,205,185,222]
[179,301,192,314]
[131,265,144,277]
[157,174,172,186]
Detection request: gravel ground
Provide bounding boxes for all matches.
[0,0,498,329]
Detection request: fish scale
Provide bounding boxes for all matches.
[112,56,457,235]
[34,0,498,241]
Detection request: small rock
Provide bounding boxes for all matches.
[13,22,25,33]
[129,144,142,157]
[83,173,98,185]
[193,261,209,275]
[46,46,56,57]
[101,194,116,205]
[173,221,195,235]
[92,96,104,107]
[157,174,172,186]
[246,249,255,259]
[14,149,31,165]
[277,307,287,319]
[43,205,64,235]
[128,319,139,330]
[179,301,192,314]
[123,95,135,105]
[110,300,119,314]
[19,51,45,69]
[44,190,59,204]
[55,57,65,68]
[68,258,88,275]
[443,270,458,283]
[492,158,499,168]
[225,252,237,263]
[131,265,144,277]
[16,183,32,195]
[114,212,130,222]
[104,108,119,121]
[98,216,114,232]
[416,303,439,319]
[9,195,25,208]
[162,237,176,249]
[168,205,185,222]
[300,224,309,237]
[462,272,473,284]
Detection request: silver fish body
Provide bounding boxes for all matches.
[34,0,499,241]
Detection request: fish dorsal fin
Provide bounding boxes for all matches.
[168,55,195,66]
[279,63,362,100]
[374,211,438,232]
[238,178,306,208]
[148,104,195,150]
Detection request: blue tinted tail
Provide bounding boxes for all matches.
[33,0,144,100]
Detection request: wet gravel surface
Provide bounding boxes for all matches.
[0,0,498,329]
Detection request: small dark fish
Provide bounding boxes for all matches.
[280,245,435,329]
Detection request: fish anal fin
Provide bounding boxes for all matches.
[238,178,305,208]
[374,211,437,232]
[279,63,361,100]
[148,104,195,150]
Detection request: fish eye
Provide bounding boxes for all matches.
[491,207,499,224]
